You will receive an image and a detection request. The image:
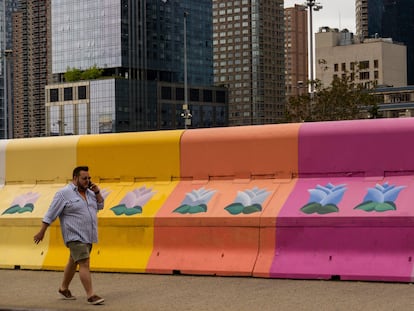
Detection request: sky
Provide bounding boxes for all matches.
[284,0,356,33]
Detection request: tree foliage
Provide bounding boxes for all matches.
[64,65,104,82]
[285,74,379,123]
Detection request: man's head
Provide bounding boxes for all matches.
[72,166,91,191]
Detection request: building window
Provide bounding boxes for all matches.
[334,64,339,72]
[64,87,73,101]
[50,89,59,102]
[360,71,370,80]
[176,88,184,100]
[78,86,87,99]
[161,86,172,100]
[374,59,379,68]
[359,61,369,70]
[216,90,226,103]
[374,71,379,79]
[203,89,213,102]
[341,63,346,71]
[190,88,199,101]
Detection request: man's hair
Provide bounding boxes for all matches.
[73,166,89,178]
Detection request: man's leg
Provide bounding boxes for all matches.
[78,258,93,298]
[61,255,77,291]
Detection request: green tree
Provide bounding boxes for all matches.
[285,74,378,122]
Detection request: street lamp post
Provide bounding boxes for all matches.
[181,11,192,129]
[305,0,322,97]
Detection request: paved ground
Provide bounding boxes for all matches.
[1,269,414,311]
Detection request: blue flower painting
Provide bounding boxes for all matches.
[354,182,406,212]
[224,187,270,215]
[173,187,216,214]
[300,183,347,215]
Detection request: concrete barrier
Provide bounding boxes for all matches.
[1,119,414,282]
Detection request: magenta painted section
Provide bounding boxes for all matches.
[298,118,414,177]
[271,175,414,281]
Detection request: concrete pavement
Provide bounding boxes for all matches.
[1,269,414,311]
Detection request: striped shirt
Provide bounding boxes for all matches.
[43,183,104,245]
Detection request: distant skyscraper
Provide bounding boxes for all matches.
[356,0,414,85]
[212,0,285,126]
[285,4,308,98]
[12,0,49,138]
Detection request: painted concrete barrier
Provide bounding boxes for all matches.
[1,118,414,282]
[269,119,414,282]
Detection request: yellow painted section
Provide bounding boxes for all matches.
[77,131,183,181]
[42,131,183,271]
[5,136,79,183]
[1,135,78,270]
[0,184,67,269]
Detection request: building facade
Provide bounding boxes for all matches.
[315,27,407,88]
[369,86,414,118]
[356,0,414,85]
[212,0,285,126]
[45,79,227,135]
[47,0,225,134]
[284,4,308,98]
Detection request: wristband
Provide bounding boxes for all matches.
[94,191,100,195]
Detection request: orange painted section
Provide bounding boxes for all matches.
[180,124,299,179]
[147,124,300,275]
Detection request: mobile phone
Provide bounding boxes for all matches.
[88,181,93,188]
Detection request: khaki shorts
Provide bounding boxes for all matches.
[67,241,92,263]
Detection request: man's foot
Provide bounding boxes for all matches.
[87,294,105,305]
[58,288,76,300]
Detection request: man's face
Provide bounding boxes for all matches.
[76,170,91,191]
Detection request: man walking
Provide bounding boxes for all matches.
[34,166,105,305]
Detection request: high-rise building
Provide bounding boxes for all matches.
[212,0,285,126]
[12,0,49,138]
[285,4,308,98]
[356,0,414,85]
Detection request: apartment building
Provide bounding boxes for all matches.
[285,4,308,98]
[12,0,49,138]
[212,0,285,125]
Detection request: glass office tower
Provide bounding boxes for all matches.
[49,0,219,132]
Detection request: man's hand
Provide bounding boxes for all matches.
[33,231,44,244]
[33,222,49,244]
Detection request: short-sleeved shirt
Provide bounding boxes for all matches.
[43,183,104,245]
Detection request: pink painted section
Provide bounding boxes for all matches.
[298,118,414,177]
[271,176,414,281]
[271,118,414,282]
